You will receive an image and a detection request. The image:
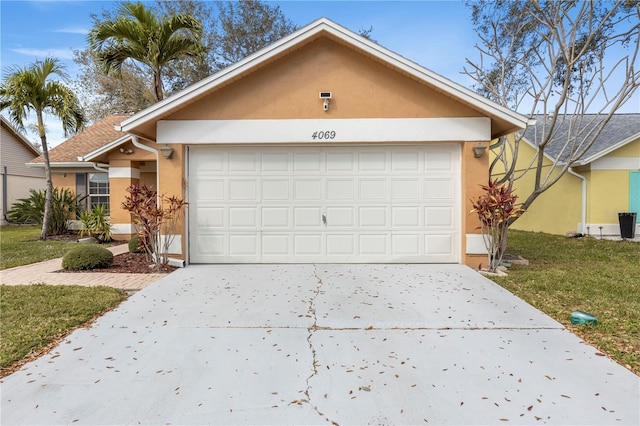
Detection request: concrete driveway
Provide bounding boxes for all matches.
[2,264,638,425]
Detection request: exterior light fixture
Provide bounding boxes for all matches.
[472,143,487,158]
[119,147,134,155]
[159,144,174,159]
[319,91,332,111]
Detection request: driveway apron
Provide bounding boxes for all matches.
[2,264,638,425]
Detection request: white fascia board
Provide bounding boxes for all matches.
[26,161,100,169]
[590,156,640,170]
[81,135,132,162]
[573,132,640,166]
[120,18,529,134]
[157,117,491,144]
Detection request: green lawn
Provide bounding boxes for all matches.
[0,285,127,374]
[0,226,78,269]
[490,230,640,375]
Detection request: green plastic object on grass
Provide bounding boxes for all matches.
[570,311,597,326]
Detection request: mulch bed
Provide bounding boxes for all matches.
[59,252,177,274]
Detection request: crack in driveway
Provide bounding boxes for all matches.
[295,265,339,425]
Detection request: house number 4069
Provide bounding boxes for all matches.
[311,131,336,140]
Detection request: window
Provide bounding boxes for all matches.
[88,173,109,212]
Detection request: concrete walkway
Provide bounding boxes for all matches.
[0,244,166,291]
[2,264,638,425]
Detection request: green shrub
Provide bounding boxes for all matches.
[128,235,144,253]
[62,245,113,270]
[7,188,84,236]
[79,204,113,242]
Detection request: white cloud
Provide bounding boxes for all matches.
[55,27,89,35]
[10,47,75,60]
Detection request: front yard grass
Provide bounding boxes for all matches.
[0,285,127,376]
[0,226,77,269]
[490,230,640,375]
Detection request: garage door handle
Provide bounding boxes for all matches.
[322,214,327,225]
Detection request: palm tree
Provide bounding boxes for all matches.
[87,1,204,102]
[0,57,85,240]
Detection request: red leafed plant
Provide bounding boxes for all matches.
[470,180,524,273]
[122,184,187,271]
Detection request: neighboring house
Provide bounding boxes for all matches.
[497,114,640,237]
[0,116,45,225]
[33,18,531,266]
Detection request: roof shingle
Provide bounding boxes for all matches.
[32,114,130,163]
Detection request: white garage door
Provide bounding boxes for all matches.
[188,145,460,263]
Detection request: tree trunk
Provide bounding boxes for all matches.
[37,111,52,241]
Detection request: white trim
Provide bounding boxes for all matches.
[575,132,640,165]
[108,167,140,179]
[466,234,488,255]
[585,222,639,237]
[590,157,640,170]
[158,118,491,144]
[112,223,134,235]
[160,235,182,255]
[81,135,132,162]
[120,18,529,138]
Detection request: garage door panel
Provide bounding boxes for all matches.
[262,207,289,227]
[425,206,454,227]
[262,234,289,255]
[196,179,224,200]
[196,207,225,228]
[326,152,354,171]
[425,178,454,199]
[358,152,387,172]
[326,207,354,227]
[392,206,420,227]
[326,179,354,200]
[425,234,455,255]
[391,179,420,199]
[189,145,460,263]
[261,152,290,172]
[229,180,257,200]
[294,152,321,171]
[229,234,258,255]
[294,234,322,255]
[294,180,322,200]
[392,234,420,255]
[359,234,387,255]
[359,207,388,227]
[392,151,420,171]
[261,180,289,200]
[228,153,258,172]
[327,234,355,255]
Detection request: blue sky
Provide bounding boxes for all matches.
[1,0,638,147]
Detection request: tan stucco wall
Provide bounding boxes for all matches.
[168,38,481,122]
[129,37,498,266]
[51,173,76,192]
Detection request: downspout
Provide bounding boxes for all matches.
[568,167,587,234]
[130,136,184,267]
[91,163,109,173]
[131,136,160,192]
[2,166,8,223]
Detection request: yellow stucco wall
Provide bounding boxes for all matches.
[490,138,583,235]
[587,170,629,224]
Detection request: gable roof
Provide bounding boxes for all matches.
[31,114,130,164]
[522,114,640,166]
[119,17,531,140]
[1,116,41,156]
